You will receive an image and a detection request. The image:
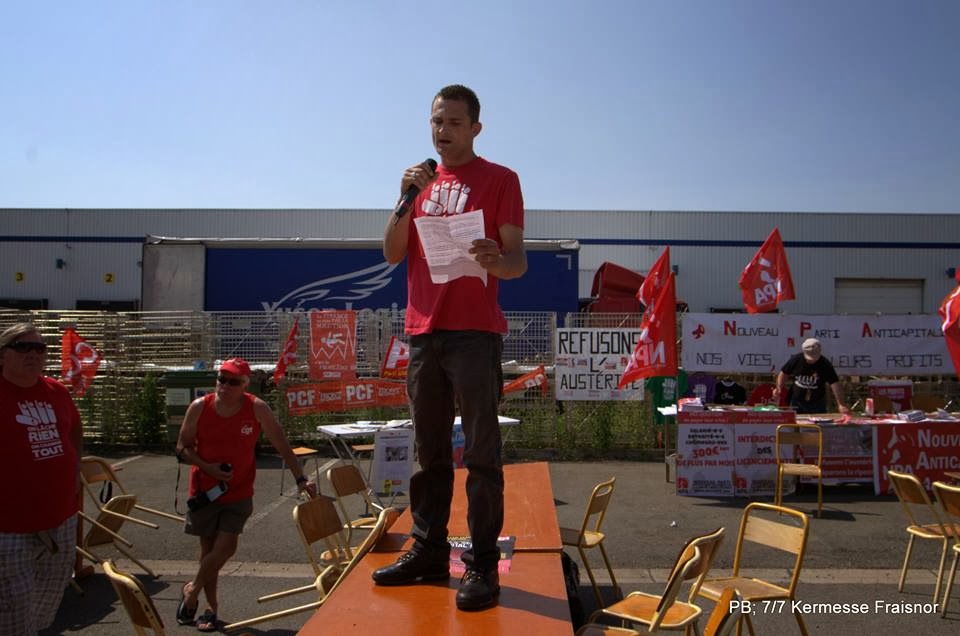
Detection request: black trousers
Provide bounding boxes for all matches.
[406,330,504,572]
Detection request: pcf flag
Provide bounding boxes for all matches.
[636,247,670,315]
[380,335,410,380]
[619,273,678,387]
[61,327,102,397]
[273,316,300,383]
[939,282,960,376]
[739,228,795,314]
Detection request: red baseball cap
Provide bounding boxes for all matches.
[220,357,251,377]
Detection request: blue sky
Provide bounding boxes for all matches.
[1,0,958,212]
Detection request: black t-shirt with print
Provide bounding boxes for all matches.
[781,353,839,406]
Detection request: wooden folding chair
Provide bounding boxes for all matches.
[702,587,744,636]
[279,495,354,594]
[77,496,157,577]
[932,481,960,616]
[888,470,958,604]
[281,446,322,494]
[697,503,810,636]
[81,456,183,527]
[560,477,621,607]
[101,559,165,635]
[224,504,400,631]
[588,527,725,634]
[327,463,384,546]
[774,423,824,517]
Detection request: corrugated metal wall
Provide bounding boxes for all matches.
[2,208,958,312]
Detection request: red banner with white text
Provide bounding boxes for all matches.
[285,379,408,416]
[308,310,357,381]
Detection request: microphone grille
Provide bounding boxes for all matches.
[425,158,438,170]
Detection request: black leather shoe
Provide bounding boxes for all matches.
[456,568,500,610]
[371,550,450,585]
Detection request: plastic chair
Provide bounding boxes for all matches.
[696,503,810,636]
[774,423,824,517]
[560,477,621,607]
[281,446,322,494]
[81,456,183,528]
[327,463,384,546]
[224,504,400,631]
[588,527,725,634]
[888,470,958,604]
[932,481,960,616]
[101,559,165,635]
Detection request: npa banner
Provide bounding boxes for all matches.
[554,328,644,401]
[681,313,948,375]
[873,420,960,494]
[285,379,407,415]
[738,227,795,314]
[308,310,357,381]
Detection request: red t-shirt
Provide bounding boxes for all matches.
[405,156,524,335]
[0,375,81,532]
[188,393,261,503]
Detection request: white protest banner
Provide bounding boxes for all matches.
[554,328,644,401]
[681,313,947,375]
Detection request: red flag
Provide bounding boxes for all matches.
[738,228,795,314]
[636,247,670,314]
[60,327,102,397]
[380,335,410,379]
[619,273,678,387]
[939,283,960,376]
[273,316,300,383]
[503,364,549,397]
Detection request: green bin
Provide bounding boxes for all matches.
[164,370,218,443]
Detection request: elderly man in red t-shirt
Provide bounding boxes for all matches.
[175,357,316,631]
[373,84,527,611]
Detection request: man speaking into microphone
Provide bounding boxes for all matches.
[374,84,526,611]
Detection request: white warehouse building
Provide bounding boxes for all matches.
[0,208,958,315]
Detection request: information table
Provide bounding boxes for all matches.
[677,408,960,497]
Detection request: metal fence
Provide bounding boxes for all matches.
[3,309,955,457]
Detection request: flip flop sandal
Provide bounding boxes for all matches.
[196,610,219,632]
[176,587,198,625]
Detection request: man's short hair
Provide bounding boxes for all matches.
[435,84,480,123]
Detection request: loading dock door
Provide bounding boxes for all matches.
[834,278,923,314]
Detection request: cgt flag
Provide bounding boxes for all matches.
[939,281,960,376]
[61,327,102,397]
[636,246,670,315]
[739,227,795,314]
[273,316,300,383]
[619,272,678,387]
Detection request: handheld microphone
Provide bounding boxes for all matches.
[393,158,437,220]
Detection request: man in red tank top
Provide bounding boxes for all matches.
[174,358,316,630]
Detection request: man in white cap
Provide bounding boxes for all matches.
[773,338,850,414]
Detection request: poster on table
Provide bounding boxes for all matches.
[732,411,795,496]
[680,313,948,376]
[554,328,644,401]
[676,411,736,496]
[872,420,960,494]
[819,424,875,484]
[371,427,414,496]
[308,309,357,380]
[867,379,913,413]
[676,410,796,497]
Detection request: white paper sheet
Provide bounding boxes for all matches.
[414,210,487,285]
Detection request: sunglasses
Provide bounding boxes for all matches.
[217,374,244,386]
[5,341,48,354]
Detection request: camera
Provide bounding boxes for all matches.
[187,463,232,511]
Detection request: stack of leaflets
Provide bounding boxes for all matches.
[897,409,926,422]
[449,536,516,574]
[678,397,705,412]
